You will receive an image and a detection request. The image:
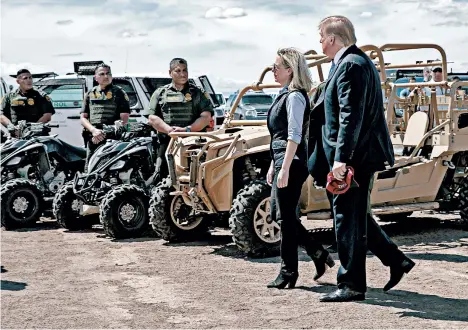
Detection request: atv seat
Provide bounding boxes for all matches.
[390,112,430,169]
[59,139,87,160]
[402,112,429,147]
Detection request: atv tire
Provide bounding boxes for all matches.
[460,178,468,226]
[378,212,413,222]
[53,182,97,230]
[101,184,149,239]
[1,179,43,230]
[149,177,211,242]
[229,180,280,257]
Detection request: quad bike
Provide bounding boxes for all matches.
[1,121,87,229]
[148,43,468,256]
[52,121,159,238]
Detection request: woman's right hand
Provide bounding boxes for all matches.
[267,163,274,186]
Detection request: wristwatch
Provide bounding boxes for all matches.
[185,126,191,132]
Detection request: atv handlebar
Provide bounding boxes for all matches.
[100,121,153,142]
[9,121,60,139]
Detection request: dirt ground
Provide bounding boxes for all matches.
[1,211,468,329]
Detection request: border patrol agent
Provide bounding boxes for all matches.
[0,69,55,135]
[80,63,130,171]
[148,57,214,182]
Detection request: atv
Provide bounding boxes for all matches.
[148,43,468,256]
[1,121,87,229]
[52,121,159,238]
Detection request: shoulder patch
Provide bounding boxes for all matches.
[44,95,51,102]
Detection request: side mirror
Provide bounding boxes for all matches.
[9,85,13,91]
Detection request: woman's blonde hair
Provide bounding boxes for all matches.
[277,47,312,92]
[318,15,357,47]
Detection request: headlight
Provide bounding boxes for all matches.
[109,159,126,170]
[6,156,22,166]
[245,109,258,119]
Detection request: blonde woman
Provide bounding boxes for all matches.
[266,47,334,289]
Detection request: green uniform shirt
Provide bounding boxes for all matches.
[0,88,55,124]
[80,83,130,127]
[148,82,214,129]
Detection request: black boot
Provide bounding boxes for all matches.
[308,249,335,281]
[267,270,299,289]
[384,256,415,292]
[326,242,337,253]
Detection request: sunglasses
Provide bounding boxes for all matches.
[272,63,290,71]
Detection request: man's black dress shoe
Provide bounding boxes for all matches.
[267,271,299,289]
[320,287,365,302]
[383,257,415,292]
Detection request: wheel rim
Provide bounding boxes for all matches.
[253,197,281,244]
[12,196,29,213]
[71,199,83,214]
[117,198,145,228]
[170,196,203,230]
[8,189,39,222]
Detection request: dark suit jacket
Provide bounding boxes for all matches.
[309,44,395,178]
[308,82,329,187]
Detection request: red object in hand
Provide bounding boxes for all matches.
[326,166,359,195]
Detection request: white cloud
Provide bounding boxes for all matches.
[360,11,373,17]
[1,0,467,96]
[205,6,247,19]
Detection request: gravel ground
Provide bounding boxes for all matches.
[1,211,467,329]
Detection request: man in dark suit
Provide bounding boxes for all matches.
[309,15,415,302]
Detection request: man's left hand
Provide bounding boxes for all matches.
[332,161,347,181]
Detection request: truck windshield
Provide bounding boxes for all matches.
[36,78,85,109]
[216,94,225,105]
[242,95,273,105]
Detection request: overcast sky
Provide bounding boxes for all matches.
[1,0,468,94]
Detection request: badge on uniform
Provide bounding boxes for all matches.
[17,100,25,105]
[164,91,185,103]
[27,98,35,105]
[185,93,192,101]
[106,91,113,99]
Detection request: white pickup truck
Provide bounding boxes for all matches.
[33,61,220,147]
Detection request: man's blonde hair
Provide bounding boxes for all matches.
[277,47,312,92]
[318,15,357,47]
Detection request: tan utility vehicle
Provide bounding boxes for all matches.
[148,44,468,256]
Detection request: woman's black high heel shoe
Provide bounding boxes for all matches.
[311,250,335,281]
[267,271,299,289]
